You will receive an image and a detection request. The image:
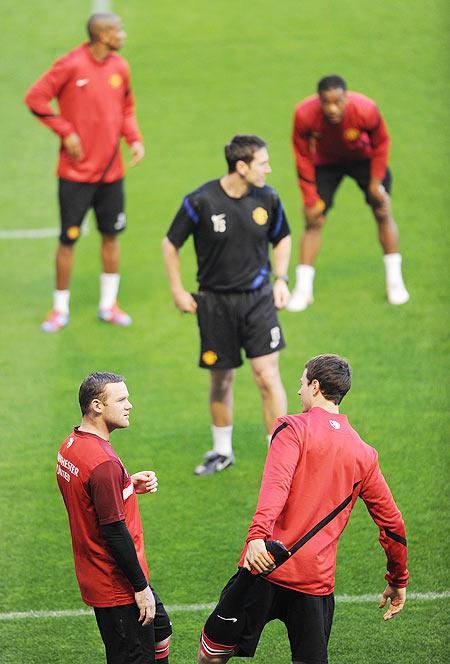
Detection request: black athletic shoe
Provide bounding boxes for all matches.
[194,451,234,476]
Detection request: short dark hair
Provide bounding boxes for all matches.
[224,135,267,173]
[305,354,352,405]
[86,13,120,42]
[79,372,125,416]
[317,75,347,94]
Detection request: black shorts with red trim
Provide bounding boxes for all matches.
[316,159,392,213]
[200,568,334,663]
[58,177,125,244]
[94,588,172,664]
[193,283,285,370]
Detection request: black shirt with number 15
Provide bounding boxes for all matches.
[167,179,290,292]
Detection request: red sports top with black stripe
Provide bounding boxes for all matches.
[239,407,408,595]
[292,92,389,207]
[56,428,149,607]
[24,43,142,183]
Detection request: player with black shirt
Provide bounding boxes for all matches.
[163,135,291,475]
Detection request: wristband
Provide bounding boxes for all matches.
[274,275,289,284]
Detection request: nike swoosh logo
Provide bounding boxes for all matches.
[217,615,237,622]
[76,79,89,87]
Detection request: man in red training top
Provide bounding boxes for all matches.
[56,372,172,663]
[25,13,145,332]
[288,75,409,312]
[198,354,408,664]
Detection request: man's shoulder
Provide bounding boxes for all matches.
[250,184,279,205]
[347,92,379,117]
[294,95,321,121]
[186,179,220,201]
[55,43,88,67]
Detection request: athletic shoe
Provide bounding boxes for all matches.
[98,303,132,326]
[387,283,410,305]
[41,310,69,333]
[285,290,314,312]
[194,451,234,476]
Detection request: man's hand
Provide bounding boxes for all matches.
[128,141,145,167]
[243,539,276,574]
[135,586,155,626]
[63,133,84,161]
[131,471,158,494]
[173,289,197,313]
[379,585,406,621]
[304,199,326,226]
[368,178,387,207]
[273,279,290,309]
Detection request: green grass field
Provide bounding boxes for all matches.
[0,1,449,662]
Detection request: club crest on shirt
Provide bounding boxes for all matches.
[202,350,218,366]
[252,207,268,225]
[344,128,360,141]
[109,73,123,89]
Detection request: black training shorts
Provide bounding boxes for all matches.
[316,159,392,213]
[58,178,125,245]
[201,568,334,663]
[94,588,172,664]
[194,283,285,369]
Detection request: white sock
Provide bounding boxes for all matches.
[212,425,233,457]
[53,290,70,316]
[294,264,315,293]
[99,273,120,311]
[383,253,405,286]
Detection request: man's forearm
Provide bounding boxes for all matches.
[162,237,185,294]
[100,521,148,591]
[272,235,291,278]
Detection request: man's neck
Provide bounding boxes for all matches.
[220,173,249,199]
[78,416,110,440]
[88,42,111,62]
[311,398,340,414]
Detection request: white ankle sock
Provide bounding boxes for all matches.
[212,425,233,457]
[53,290,70,315]
[383,253,405,285]
[294,264,315,293]
[99,273,120,311]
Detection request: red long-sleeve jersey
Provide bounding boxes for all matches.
[24,43,142,183]
[292,92,390,206]
[239,407,408,595]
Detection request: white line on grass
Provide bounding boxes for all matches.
[1,592,449,621]
[0,228,58,240]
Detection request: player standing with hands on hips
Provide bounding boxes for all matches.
[287,75,409,312]
[25,13,145,332]
[56,372,172,663]
[163,135,291,476]
[198,354,408,663]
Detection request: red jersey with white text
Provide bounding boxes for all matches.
[25,43,142,183]
[292,92,390,206]
[56,428,149,607]
[239,407,408,595]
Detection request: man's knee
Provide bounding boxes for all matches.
[210,370,235,397]
[198,648,230,664]
[252,360,281,393]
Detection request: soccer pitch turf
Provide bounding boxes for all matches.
[0,0,449,662]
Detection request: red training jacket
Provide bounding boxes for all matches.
[292,92,389,206]
[239,407,408,595]
[24,43,142,183]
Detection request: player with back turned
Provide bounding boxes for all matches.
[163,135,291,476]
[198,354,408,663]
[287,75,409,312]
